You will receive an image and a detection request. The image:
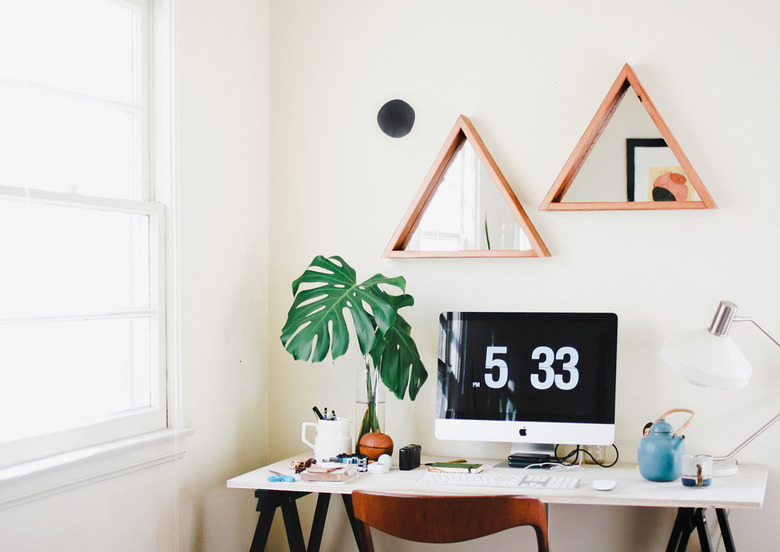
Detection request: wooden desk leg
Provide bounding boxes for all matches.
[716,509,736,552]
[252,490,310,552]
[693,508,714,552]
[279,496,307,552]
[249,503,274,552]
[666,507,723,552]
[307,493,331,552]
[666,508,697,552]
[341,494,364,550]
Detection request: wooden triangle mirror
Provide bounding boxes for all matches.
[384,115,550,258]
[540,64,716,211]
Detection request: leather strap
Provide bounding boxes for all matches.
[656,408,695,437]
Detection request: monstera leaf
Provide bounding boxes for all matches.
[368,291,428,400]
[280,255,428,402]
[280,255,406,362]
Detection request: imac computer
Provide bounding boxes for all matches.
[435,312,618,462]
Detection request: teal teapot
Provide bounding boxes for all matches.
[637,409,694,482]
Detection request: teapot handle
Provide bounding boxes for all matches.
[656,408,695,437]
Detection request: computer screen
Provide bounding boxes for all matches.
[435,312,618,456]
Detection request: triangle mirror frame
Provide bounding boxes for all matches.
[383,115,551,258]
[539,63,717,211]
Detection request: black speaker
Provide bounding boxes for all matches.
[399,444,421,471]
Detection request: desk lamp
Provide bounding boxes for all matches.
[661,300,780,476]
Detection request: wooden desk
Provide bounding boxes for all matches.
[227,456,768,552]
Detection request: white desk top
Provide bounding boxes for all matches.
[227,455,768,510]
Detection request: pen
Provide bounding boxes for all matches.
[313,406,324,420]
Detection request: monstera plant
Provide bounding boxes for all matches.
[280,255,427,445]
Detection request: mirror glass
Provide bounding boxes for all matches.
[405,140,533,252]
[561,92,698,203]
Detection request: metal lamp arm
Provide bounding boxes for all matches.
[715,411,780,462]
[714,315,780,463]
[734,316,780,349]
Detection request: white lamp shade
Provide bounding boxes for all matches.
[661,328,753,390]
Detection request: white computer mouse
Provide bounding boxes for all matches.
[592,479,617,491]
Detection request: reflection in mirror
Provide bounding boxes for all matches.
[405,141,532,252]
[384,114,550,257]
[562,92,697,203]
[540,64,715,211]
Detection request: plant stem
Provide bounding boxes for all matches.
[358,355,381,446]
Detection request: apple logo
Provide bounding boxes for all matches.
[518,427,527,437]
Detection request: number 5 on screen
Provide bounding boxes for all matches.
[484,346,508,389]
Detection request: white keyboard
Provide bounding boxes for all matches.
[418,470,580,490]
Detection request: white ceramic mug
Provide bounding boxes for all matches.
[301,418,352,460]
[681,454,713,487]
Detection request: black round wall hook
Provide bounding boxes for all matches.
[377,99,415,138]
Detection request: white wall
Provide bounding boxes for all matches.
[176,0,270,549]
[0,1,270,551]
[268,1,780,550]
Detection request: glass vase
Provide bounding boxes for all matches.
[355,354,385,451]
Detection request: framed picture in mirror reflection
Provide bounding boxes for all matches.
[626,138,698,203]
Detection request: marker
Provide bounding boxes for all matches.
[313,406,324,420]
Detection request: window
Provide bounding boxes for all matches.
[0,0,170,473]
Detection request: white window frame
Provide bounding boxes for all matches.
[0,0,189,509]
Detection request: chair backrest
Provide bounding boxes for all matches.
[351,491,549,552]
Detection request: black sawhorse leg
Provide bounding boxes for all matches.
[250,491,359,551]
[251,490,309,552]
[341,494,363,548]
[716,508,737,551]
[666,507,736,552]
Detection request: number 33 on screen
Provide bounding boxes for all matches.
[484,346,580,391]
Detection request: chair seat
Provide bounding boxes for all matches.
[351,491,549,551]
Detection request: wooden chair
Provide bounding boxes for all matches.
[351,491,549,551]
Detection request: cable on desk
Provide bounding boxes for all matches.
[554,444,620,468]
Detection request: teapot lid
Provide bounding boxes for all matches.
[650,419,674,434]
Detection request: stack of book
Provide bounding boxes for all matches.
[301,463,359,482]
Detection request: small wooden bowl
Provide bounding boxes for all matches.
[358,432,394,461]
